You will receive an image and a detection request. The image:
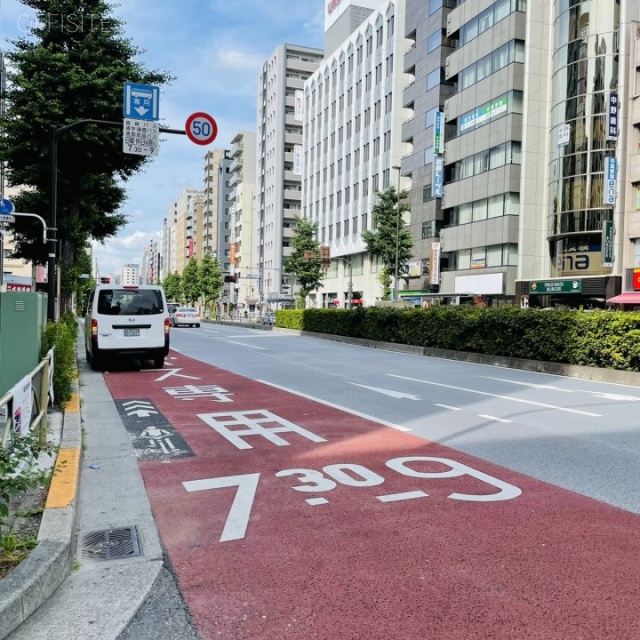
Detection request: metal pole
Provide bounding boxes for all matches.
[347,258,353,309]
[46,118,187,321]
[392,165,401,301]
[0,50,6,291]
[47,125,58,322]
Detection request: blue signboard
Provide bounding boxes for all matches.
[607,93,618,140]
[123,83,160,121]
[604,157,617,206]
[433,156,444,199]
[0,199,15,215]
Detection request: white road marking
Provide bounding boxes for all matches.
[485,377,640,402]
[227,340,267,350]
[478,414,513,424]
[387,374,602,417]
[434,404,462,411]
[306,497,329,506]
[171,347,181,353]
[350,383,420,400]
[258,380,412,432]
[377,490,428,503]
[483,377,574,393]
[576,390,640,402]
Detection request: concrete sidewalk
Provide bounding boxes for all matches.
[2,339,195,640]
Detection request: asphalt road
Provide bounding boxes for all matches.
[108,324,640,639]
[168,323,640,515]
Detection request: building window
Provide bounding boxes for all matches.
[427,69,440,91]
[428,29,441,53]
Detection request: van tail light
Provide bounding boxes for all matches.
[91,318,98,337]
[164,317,170,336]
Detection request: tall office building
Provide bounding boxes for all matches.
[433,0,526,304]
[397,0,637,309]
[517,0,634,307]
[168,189,204,275]
[228,131,258,311]
[202,149,233,269]
[121,263,140,286]
[302,0,411,307]
[161,212,177,281]
[398,0,458,304]
[256,43,324,308]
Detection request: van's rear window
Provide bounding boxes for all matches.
[97,289,164,315]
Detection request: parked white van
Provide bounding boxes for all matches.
[84,284,170,370]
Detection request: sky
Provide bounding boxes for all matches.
[0,0,325,277]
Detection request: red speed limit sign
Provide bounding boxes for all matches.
[185,112,218,145]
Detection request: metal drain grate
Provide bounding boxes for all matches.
[81,525,142,561]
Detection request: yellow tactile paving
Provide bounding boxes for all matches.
[65,392,80,413]
[45,448,80,509]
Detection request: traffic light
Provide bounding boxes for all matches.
[100,277,110,284]
[224,274,237,283]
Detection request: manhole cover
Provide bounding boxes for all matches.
[81,525,142,561]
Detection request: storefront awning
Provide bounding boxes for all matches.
[606,292,640,305]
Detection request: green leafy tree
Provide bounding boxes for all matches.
[0,0,172,300]
[198,253,224,314]
[181,258,200,304]
[361,187,413,300]
[162,272,182,302]
[283,217,325,308]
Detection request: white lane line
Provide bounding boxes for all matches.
[387,374,602,417]
[478,414,513,424]
[434,403,462,411]
[227,340,267,350]
[377,490,428,503]
[350,383,420,400]
[306,497,329,506]
[483,377,574,393]
[258,380,412,432]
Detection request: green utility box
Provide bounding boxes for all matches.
[0,292,47,397]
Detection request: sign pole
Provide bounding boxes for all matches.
[47,117,186,322]
[47,125,58,322]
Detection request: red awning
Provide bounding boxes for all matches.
[606,292,640,304]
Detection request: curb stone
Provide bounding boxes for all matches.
[0,387,82,640]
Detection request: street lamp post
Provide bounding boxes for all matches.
[47,119,186,321]
[392,165,402,301]
[334,256,353,309]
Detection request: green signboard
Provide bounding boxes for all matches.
[602,220,614,267]
[530,279,582,295]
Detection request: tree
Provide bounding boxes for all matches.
[181,258,200,304]
[162,272,182,303]
[199,254,224,314]
[361,187,413,300]
[283,217,325,308]
[0,0,172,300]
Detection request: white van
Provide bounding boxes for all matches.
[84,285,170,370]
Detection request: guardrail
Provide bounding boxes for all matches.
[0,349,53,450]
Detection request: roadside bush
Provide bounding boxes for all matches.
[277,309,304,330]
[569,311,640,370]
[40,320,77,406]
[287,305,640,372]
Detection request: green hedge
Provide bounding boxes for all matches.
[275,307,640,372]
[40,314,78,406]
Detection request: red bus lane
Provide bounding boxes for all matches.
[104,353,640,640]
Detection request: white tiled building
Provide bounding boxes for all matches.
[302,0,412,307]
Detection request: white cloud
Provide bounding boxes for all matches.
[92,229,158,278]
[1,0,326,276]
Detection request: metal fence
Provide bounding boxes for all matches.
[0,349,53,450]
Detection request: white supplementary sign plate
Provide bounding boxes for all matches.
[123,118,160,156]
